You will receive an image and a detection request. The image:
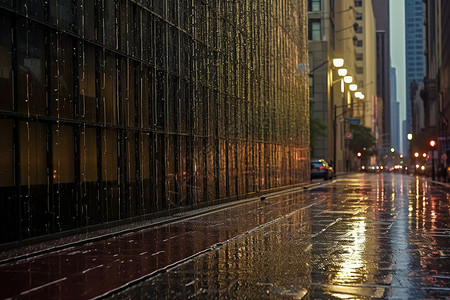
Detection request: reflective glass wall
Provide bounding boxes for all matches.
[0,0,309,244]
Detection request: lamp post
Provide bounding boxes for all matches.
[407,133,412,169]
[333,100,369,173]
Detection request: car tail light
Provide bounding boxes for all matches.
[320,166,327,170]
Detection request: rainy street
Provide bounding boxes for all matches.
[0,172,449,299]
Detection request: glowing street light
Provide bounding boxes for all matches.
[343,75,353,83]
[338,68,348,76]
[349,84,358,91]
[407,133,413,141]
[390,147,395,153]
[429,139,436,148]
[333,58,344,68]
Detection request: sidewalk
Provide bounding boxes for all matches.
[0,185,315,299]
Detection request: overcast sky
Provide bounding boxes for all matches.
[390,0,405,109]
[389,0,405,149]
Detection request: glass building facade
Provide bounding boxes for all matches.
[0,1,309,245]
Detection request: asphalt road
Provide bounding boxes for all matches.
[1,173,449,299]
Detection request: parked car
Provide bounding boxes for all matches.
[311,159,334,180]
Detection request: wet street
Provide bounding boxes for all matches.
[1,173,450,299]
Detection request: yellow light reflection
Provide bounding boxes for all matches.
[333,220,367,284]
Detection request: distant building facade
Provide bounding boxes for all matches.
[0,2,310,245]
[308,0,377,172]
[405,0,425,155]
[371,0,391,151]
[390,67,400,152]
[421,0,450,168]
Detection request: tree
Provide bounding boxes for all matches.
[348,124,376,157]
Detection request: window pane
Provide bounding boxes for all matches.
[0,13,12,111]
[79,43,96,121]
[80,126,99,225]
[52,125,76,231]
[102,129,119,221]
[51,33,74,119]
[17,20,46,115]
[50,0,76,32]
[19,121,48,238]
[102,53,118,124]
[0,120,16,243]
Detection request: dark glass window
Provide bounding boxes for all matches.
[308,0,321,11]
[0,13,12,111]
[140,133,151,213]
[52,125,76,231]
[104,0,116,49]
[0,120,16,243]
[168,25,179,73]
[78,43,96,122]
[308,19,321,40]
[155,70,166,130]
[102,53,118,124]
[102,129,119,221]
[168,0,178,25]
[155,19,166,68]
[80,126,99,225]
[51,33,74,118]
[19,121,48,238]
[50,0,76,32]
[17,20,46,116]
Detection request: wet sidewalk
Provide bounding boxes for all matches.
[0,185,316,299]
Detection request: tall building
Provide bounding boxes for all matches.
[0,2,310,245]
[371,0,391,151]
[308,0,377,172]
[404,0,425,154]
[390,67,400,152]
[420,0,450,168]
[354,0,377,131]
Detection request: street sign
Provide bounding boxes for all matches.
[346,118,360,124]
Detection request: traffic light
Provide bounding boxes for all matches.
[429,139,437,148]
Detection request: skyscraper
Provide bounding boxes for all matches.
[405,0,425,153]
[372,0,391,151]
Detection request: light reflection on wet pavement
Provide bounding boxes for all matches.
[1,173,450,299]
[108,173,450,299]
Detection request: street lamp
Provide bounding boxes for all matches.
[338,68,348,76]
[354,91,363,99]
[407,133,413,141]
[333,58,344,68]
[343,75,353,83]
[349,84,358,91]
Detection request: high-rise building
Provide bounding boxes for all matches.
[371,0,391,151]
[308,0,377,172]
[405,0,425,154]
[0,2,310,245]
[420,0,450,168]
[390,67,400,152]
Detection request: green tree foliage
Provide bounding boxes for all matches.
[349,124,376,156]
